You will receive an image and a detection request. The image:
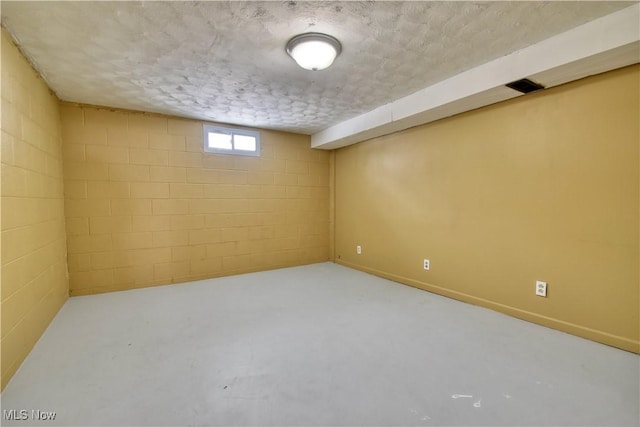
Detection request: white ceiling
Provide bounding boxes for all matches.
[1,1,637,142]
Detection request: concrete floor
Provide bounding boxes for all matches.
[1,262,638,426]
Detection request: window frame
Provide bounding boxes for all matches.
[203,124,261,157]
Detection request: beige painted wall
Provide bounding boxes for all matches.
[1,29,69,389]
[334,65,639,352]
[61,105,329,295]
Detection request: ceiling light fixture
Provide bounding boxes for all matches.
[285,32,342,71]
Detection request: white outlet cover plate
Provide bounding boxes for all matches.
[536,281,547,297]
[423,259,430,270]
[356,246,362,255]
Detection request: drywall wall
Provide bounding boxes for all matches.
[61,105,329,295]
[334,65,639,352]
[1,29,69,389]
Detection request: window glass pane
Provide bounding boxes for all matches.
[208,132,232,150]
[233,134,256,151]
[203,125,260,157]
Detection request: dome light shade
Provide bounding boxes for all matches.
[286,33,342,71]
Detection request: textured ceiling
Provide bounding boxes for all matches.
[1,1,632,134]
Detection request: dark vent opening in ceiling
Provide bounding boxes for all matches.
[506,78,545,94]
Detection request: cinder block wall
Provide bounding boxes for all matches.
[61,104,330,295]
[1,30,69,389]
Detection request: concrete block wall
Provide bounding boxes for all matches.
[1,29,69,389]
[61,104,330,295]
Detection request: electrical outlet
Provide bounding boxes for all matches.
[536,281,547,297]
[356,245,362,255]
[423,259,430,270]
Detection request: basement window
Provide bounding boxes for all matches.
[203,125,260,157]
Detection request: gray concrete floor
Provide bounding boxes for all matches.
[1,262,638,426]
